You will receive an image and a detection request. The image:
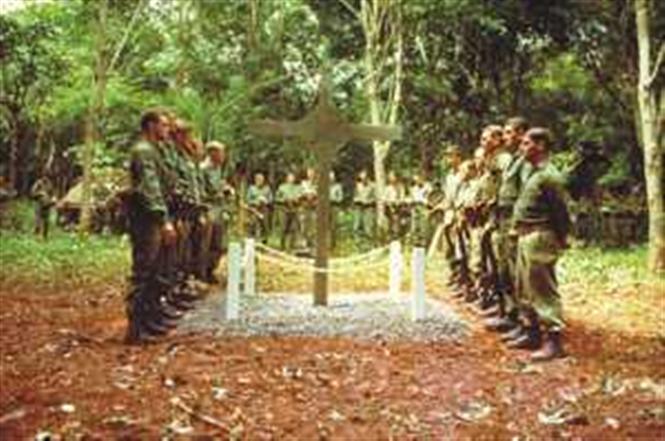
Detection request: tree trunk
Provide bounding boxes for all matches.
[635,0,664,272]
[80,0,108,233]
[360,0,403,232]
[7,114,19,192]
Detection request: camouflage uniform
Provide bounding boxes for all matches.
[513,161,570,332]
[126,139,173,341]
[200,157,226,281]
[353,180,376,242]
[31,177,56,239]
[442,170,462,271]
[275,180,302,249]
[383,181,405,241]
[492,153,533,316]
[409,180,431,246]
[169,147,206,279]
[246,182,272,242]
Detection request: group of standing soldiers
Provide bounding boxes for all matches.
[441,117,570,362]
[125,108,571,358]
[244,166,443,250]
[125,108,230,343]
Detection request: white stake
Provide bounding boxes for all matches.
[411,246,426,321]
[244,238,256,296]
[389,240,402,296]
[225,241,241,320]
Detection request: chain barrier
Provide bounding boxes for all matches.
[254,249,391,274]
[253,241,390,268]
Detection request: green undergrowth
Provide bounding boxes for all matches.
[0,228,660,301]
[0,231,130,290]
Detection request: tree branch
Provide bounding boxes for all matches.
[107,0,146,73]
[338,0,360,21]
[647,42,665,88]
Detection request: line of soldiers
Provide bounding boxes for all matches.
[125,109,231,343]
[441,117,571,362]
[243,167,443,250]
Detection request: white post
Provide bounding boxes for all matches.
[225,241,241,320]
[243,238,256,296]
[389,240,402,296]
[411,246,426,321]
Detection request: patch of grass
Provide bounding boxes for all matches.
[559,244,664,338]
[0,199,37,233]
[0,231,130,290]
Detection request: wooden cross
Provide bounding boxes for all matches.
[249,79,401,306]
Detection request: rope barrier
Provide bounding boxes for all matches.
[253,241,390,267]
[255,249,391,274]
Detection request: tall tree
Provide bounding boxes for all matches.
[635,0,664,272]
[79,0,145,231]
[340,0,403,228]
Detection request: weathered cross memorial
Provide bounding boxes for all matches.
[249,78,401,306]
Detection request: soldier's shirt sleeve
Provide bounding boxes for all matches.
[545,170,571,240]
[130,144,169,221]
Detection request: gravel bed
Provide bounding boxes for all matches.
[179,291,468,343]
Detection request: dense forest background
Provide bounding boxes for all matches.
[1,0,663,267]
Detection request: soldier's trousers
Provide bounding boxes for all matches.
[189,215,208,279]
[301,209,316,248]
[353,207,375,242]
[515,230,565,331]
[281,210,300,249]
[202,218,224,278]
[249,209,269,243]
[454,225,470,284]
[410,205,428,247]
[34,205,51,239]
[126,211,165,336]
[492,218,519,314]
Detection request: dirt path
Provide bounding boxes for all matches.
[1,284,663,440]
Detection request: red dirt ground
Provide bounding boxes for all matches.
[1,284,664,440]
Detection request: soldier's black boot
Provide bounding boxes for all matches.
[124,293,162,344]
[485,309,519,333]
[530,331,565,362]
[506,313,541,350]
[501,325,524,342]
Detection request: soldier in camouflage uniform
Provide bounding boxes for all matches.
[200,141,227,283]
[125,110,179,344]
[450,160,478,299]
[485,117,532,335]
[507,128,570,361]
[467,126,506,308]
[329,170,344,249]
[31,174,57,239]
[458,147,487,302]
[246,172,272,243]
[441,145,464,284]
[353,169,376,244]
[171,120,208,281]
[275,171,302,250]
